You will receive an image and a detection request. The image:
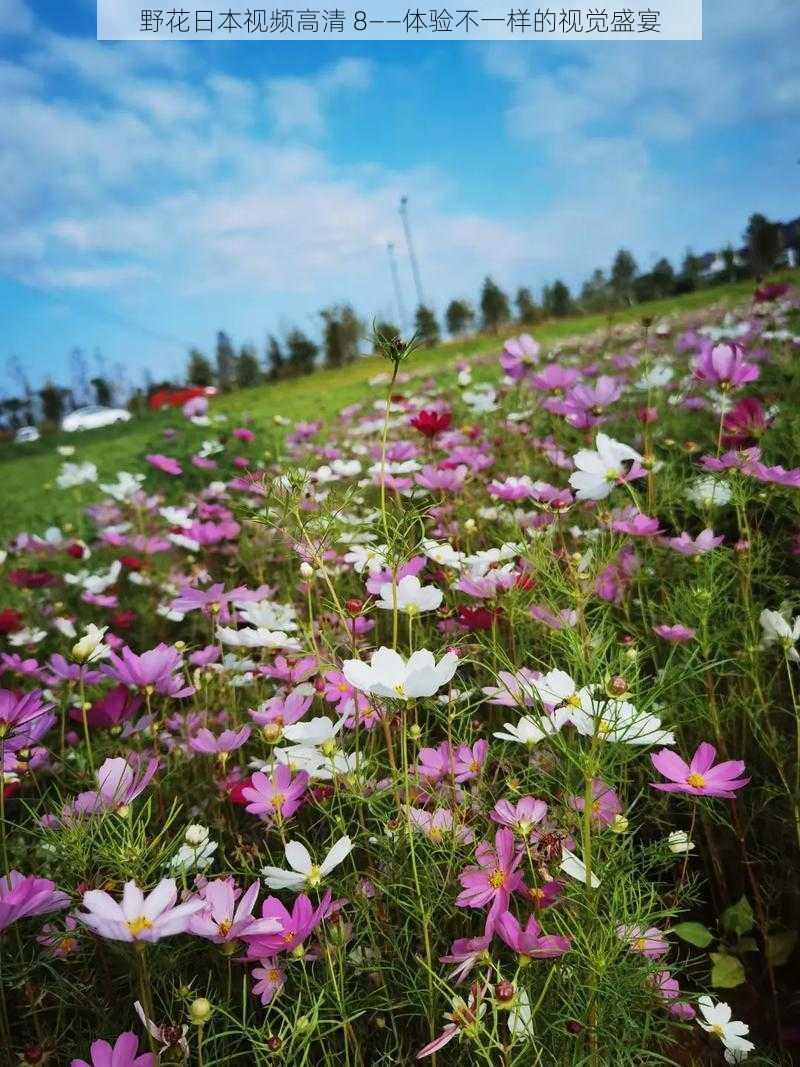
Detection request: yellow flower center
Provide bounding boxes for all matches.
[488,869,506,890]
[710,1023,725,1038]
[218,919,232,936]
[126,916,153,937]
[337,683,350,693]
[428,828,444,843]
[271,792,285,810]
[306,864,322,887]
[392,683,406,696]
[565,694,581,708]
[633,937,646,952]
[686,773,706,788]
[268,968,281,982]
[597,718,613,737]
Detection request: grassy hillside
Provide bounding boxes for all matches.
[1,271,795,539]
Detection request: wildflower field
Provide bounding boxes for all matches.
[3,279,800,1067]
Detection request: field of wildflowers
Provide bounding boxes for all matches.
[2,282,800,1066]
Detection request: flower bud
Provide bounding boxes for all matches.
[188,998,213,1025]
[185,824,210,847]
[606,675,629,697]
[408,723,422,741]
[464,518,477,534]
[494,980,516,1003]
[610,814,629,834]
[300,561,314,579]
[345,598,363,616]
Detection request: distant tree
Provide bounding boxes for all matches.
[237,344,261,388]
[651,257,676,297]
[187,349,214,387]
[215,331,238,392]
[580,269,610,312]
[414,305,440,348]
[285,329,319,377]
[445,299,474,336]
[677,249,703,293]
[372,321,402,353]
[544,279,573,318]
[721,245,738,283]
[611,248,638,304]
[39,381,65,425]
[321,305,363,368]
[515,287,541,325]
[480,276,510,332]
[265,336,286,381]
[744,213,782,277]
[90,377,113,406]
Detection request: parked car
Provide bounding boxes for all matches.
[148,386,217,411]
[13,425,40,444]
[61,406,132,433]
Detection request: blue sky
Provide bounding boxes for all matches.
[1,0,798,395]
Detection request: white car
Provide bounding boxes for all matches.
[61,406,132,433]
[14,425,40,444]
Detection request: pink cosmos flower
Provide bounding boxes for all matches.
[650,742,749,798]
[242,764,309,821]
[563,376,624,427]
[169,583,235,620]
[233,427,256,442]
[653,623,696,643]
[530,364,580,393]
[490,797,548,837]
[651,971,696,1019]
[452,740,488,782]
[481,668,540,707]
[416,982,488,1059]
[488,476,535,502]
[609,512,664,538]
[37,914,79,957]
[665,529,724,556]
[500,334,540,379]
[189,879,282,943]
[408,807,475,845]
[439,933,492,983]
[568,779,621,827]
[261,654,317,685]
[250,687,313,736]
[693,342,759,388]
[242,890,333,957]
[722,397,770,446]
[529,604,578,630]
[69,686,142,730]
[103,644,194,698]
[189,725,251,755]
[617,924,668,958]
[145,454,182,476]
[77,878,203,942]
[0,871,69,932]
[71,756,159,816]
[415,465,468,492]
[456,829,525,930]
[495,911,571,959]
[251,958,286,1004]
[71,1032,154,1067]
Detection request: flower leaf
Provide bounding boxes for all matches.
[671,922,713,948]
[721,896,754,938]
[710,952,746,988]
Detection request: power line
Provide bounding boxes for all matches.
[399,195,425,310]
[386,241,408,331]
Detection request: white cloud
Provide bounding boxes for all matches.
[266,58,373,136]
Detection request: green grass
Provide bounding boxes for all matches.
[1,270,796,539]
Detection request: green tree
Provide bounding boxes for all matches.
[187,349,214,387]
[321,305,363,368]
[445,299,474,336]
[285,329,319,377]
[544,279,573,318]
[721,245,738,283]
[744,213,782,277]
[215,331,237,392]
[265,336,285,381]
[39,381,65,425]
[677,248,703,293]
[90,376,113,406]
[515,287,541,325]
[651,257,676,297]
[580,269,610,312]
[414,305,440,348]
[480,276,510,332]
[236,344,261,388]
[611,248,638,304]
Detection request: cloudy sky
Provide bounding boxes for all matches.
[1,0,798,393]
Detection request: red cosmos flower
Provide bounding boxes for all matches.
[111,611,137,631]
[229,777,254,806]
[409,409,452,438]
[65,541,88,559]
[119,556,144,571]
[458,606,495,631]
[754,282,790,303]
[8,569,56,589]
[721,397,771,447]
[0,610,24,635]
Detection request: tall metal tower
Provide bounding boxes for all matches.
[386,242,407,331]
[399,195,425,309]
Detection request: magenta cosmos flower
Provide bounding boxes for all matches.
[568,779,621,827]
[145,453,182,476]
[77,879,203,942]
[495,910,571,959]
[490,796,548,837]
[0,688,55,751]
[241,764,309,822]
[251,958,286,1005]
[0,871,69,933]
[653,623,696,643]
[456,828,525,929]
[71,1032,154,1067]
[242,890,333,958]
[650,742,749,798]
[102,644,194,698]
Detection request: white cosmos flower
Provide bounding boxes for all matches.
[421,539,465,570]
[463,543,522,576]
[376,574,443,615]
[493,712,570,746]
[238,601,298,631]
[696,997,755,1060]
[343,544,389,574]
[273,746,355,780]
[567,689,675,746]
[9,628,47,647]
[159,506,193,528]
[569,433,642,501]
[282,716,344,748]
[508,990,533,1041]
[560,849,600,888]
[64,561,121,594]
[99,472,145,501]
[533,669,579,708]
[262,835,353,891]
[759,608,800,662]
[686,476,731,508]
[217,627,300,650]
[53,617,78,639]
[72,624,110,664]
[342,647,458,701]
[56,461,98,489]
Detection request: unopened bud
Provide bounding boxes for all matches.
[300,561,314,579]
[607,675,629,697]
[188,998,213,1025]
[610,814,629,834]
[345,598,363,616]
[495,980,516,1003]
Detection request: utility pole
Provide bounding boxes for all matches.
[386,242,407,332]
[399,195,424,310]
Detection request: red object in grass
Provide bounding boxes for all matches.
[409,408,452,438]
[148,386,217,411]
